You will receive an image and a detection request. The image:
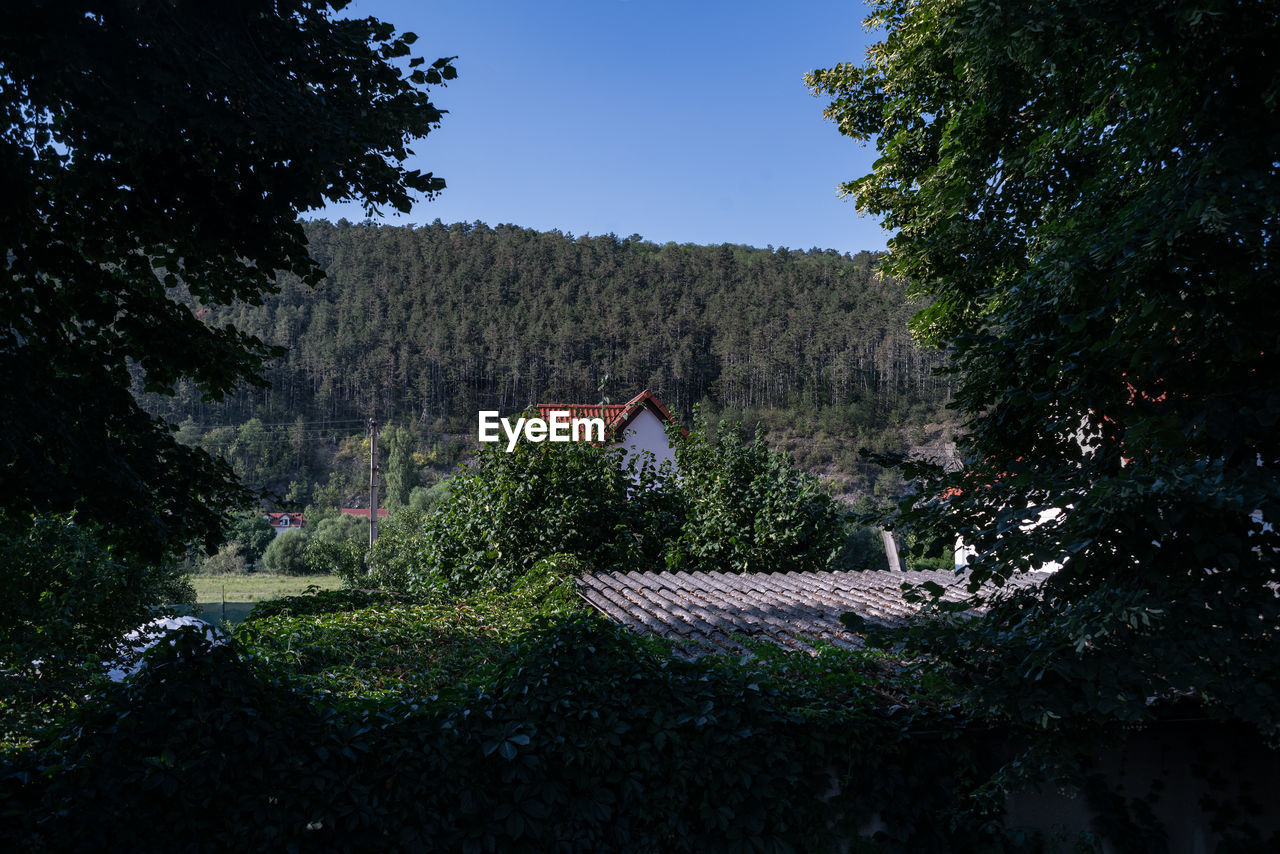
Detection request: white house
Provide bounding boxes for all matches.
[536,389,682,472]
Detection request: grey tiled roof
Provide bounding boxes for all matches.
[575,568,1050,657]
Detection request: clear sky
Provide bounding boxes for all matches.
[317,0,889,254]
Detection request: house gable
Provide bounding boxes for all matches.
[617,406,676,470]
[535,389,682,469]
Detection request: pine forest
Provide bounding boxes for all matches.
[139,219,960,507]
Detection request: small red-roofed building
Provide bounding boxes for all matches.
[340,507,390,521]
[262,511,305,536]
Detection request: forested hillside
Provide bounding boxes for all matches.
[141,220,958,506]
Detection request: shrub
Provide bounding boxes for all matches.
[408,479,451,512]
[372,439,674,595]
[235,556,583,703]
[307,512,367,545]
[366,417,857,595]
[306,537,369,583]
[226,513,275,565]
[199,541,248,575]
[362,508,429,591]
[304,512,371,580]
[665,418,852,574]
[0,512,193,666]
[836,519,889,571]
[1,591,1015,853]
[260,529,308,575]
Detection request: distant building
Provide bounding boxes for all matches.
[263,511,305,536]
[340,507,390,520]
[535,389,682,472]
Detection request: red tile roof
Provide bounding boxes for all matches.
[340,508,389,519]
[536,389,683,438]
[263,511,305,529]
[533,402,628,424]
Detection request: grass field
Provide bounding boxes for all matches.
[185,573,343,627]
[190,572,342,603]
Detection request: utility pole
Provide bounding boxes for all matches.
[369,418,380,546]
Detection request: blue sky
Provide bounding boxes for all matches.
[318,1,889,254]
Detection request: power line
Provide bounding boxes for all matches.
[174,418,371,430]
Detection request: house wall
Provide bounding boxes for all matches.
[619,409,676,472]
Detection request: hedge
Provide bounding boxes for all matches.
[1,585,1023,853]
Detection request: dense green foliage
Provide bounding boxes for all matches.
[0,1,455,562]
[308,512,369,547]
[227,514,275,566]
[365,441,675,594]
[357,421,877,595]
[150,219,946,425]
[5,562,1272,849]
[1,579,1034,853]
[0,514,192,668]
[808,0,1280,731]
[238,557,585,703]
[383,424,419,508]
[198,541,249,575]
[666,421,859,574]
[198,513,282,574]
[295,512,370,581]
[0,0,458,693]
[261,529,310,576]
[0,515,193,755]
